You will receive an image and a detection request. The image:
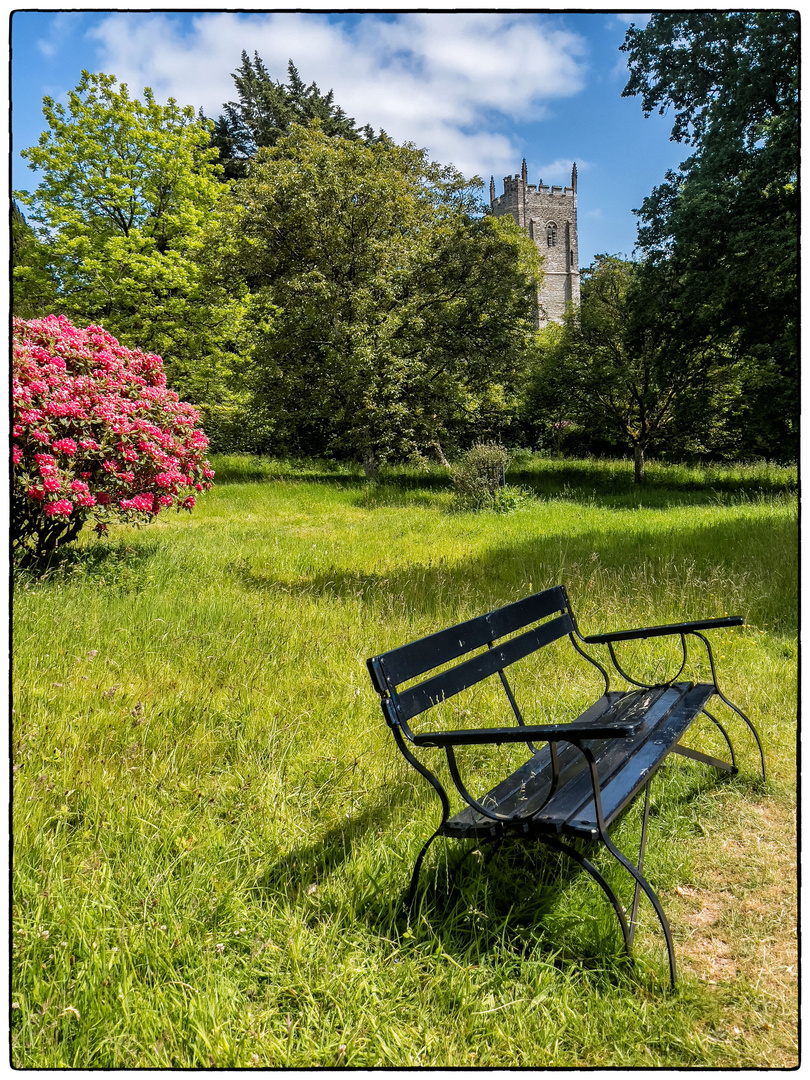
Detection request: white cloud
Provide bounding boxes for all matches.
[36,12,75,59]
[85,11,589,179]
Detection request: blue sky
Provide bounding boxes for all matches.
[10,9,688,266]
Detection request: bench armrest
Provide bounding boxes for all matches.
[411,720,639,748]
[582,616,743,645]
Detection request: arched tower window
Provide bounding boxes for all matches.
[546,223,557,247]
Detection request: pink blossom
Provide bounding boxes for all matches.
[44,499,73,517]
[119,493,154,513]
[13,315,211,554]
[52,437,78,456]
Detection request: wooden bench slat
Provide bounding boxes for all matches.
[395,613,574,721]
[531,686,690,831]
[443,690,663,835]
[563,683,716,836]
[376,586,567,686]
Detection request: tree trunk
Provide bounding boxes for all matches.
[633,443,645,484]
[430,440,451,468]
[361,450,379,481]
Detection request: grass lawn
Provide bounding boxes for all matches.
[12,455,798,1067]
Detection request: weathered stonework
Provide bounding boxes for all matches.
[490,159,580,326]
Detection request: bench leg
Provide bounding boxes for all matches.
[692,631,766,778]
[406,827,443,911]
[533,834,633,966]
[602,826,678,989]
[715,693,766,778]
[628,779,652,945]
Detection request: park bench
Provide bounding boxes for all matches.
[366,585,765,986]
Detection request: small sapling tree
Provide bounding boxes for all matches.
[12,315,214,563]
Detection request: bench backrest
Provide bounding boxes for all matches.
[367,586,574,725]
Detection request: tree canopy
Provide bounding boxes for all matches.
[621,11,798,458]
[526,255,741,481]
[209,54,377,180]
[212,124,541,471]
[14,71,246,405]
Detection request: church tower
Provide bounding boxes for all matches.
[490,160,580,326]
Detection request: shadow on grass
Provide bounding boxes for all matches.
[13,537,162,586]
[250,782,413,904]
[211,453,795,505]
[355,767,755,984]
[509,461,797,499]
[233,512,798,637]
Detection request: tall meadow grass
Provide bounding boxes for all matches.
[12,455,797,1067]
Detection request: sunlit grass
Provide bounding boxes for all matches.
[12,456,797,1067]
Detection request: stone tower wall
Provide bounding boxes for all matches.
[490,160,580,326]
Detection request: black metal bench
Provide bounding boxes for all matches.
[367,585,765,986]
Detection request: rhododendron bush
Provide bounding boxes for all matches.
[13,315,214,561]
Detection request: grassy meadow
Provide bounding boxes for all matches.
[12,454,798,1067]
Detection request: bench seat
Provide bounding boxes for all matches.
[444,682,715,841]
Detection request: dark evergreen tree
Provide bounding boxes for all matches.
[208,54,377,180]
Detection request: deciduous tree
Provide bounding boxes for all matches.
[621,11,798,460]
[211,125,540,470]
[526,256,738,482]
[14,71,245,406]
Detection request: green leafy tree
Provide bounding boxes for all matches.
[14,71,246,405]
[621,11,798,460]
[527,256,738,482]
[211,124,540,471]
[209,55,377,180]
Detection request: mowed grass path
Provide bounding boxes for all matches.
[12,457,797,1067]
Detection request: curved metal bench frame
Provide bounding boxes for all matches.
[367,586,765,988]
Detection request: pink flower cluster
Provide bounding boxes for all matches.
[13,315,214,552]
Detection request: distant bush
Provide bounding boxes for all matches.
[12,315,213,562]
[451,441,510,510]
